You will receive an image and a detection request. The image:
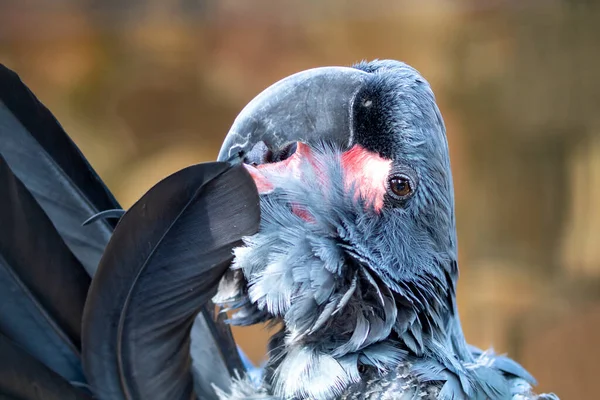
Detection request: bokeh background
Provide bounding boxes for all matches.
[1,1,599,398]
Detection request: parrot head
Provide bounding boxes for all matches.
[214,60,520,399]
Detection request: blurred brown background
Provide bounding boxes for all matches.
[1,1,599,398]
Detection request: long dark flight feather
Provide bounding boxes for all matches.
[0,64,120,275]
[0,333,92,400]
[0,64,249,398]
[0,155,90,383]
[82,161,260,400]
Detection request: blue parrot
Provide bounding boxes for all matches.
[0,60,558,400]
[212,60,559,400]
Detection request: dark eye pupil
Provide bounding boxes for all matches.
[390,176,411,197]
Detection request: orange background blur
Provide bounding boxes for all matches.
[1,1,599,398]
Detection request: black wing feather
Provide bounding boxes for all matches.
[0,64,249,399]
[0,155,90,383]
[0,64,120,275]
[0,333,92,400]
[82,161,260,400]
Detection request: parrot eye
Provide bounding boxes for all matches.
[385,166,418,207]
[388,175,413,199]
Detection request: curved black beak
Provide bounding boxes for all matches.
[217,66,370,162]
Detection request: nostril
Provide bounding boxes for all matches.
[276,142,297,162]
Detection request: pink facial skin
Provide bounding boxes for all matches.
[244,143,392,218]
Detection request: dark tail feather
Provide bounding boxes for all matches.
[0,63,253,399]
[0,333,92,400]
[82,161,260,400]
[0,64,120,275]
[0,155,90,383]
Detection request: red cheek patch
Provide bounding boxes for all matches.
[341,145,392,212]
[244,143,391,214]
